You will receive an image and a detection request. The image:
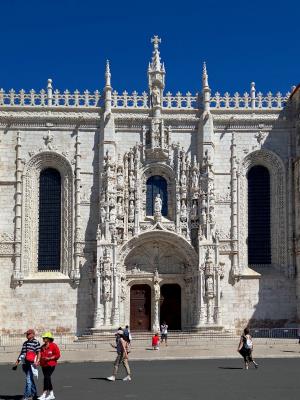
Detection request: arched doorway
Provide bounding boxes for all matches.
[160,284,181,330]
[130,284,151,331]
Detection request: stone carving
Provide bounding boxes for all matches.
[180,200,187,222]
[128,200,135,222]
[109,206,116,224]
[154,194,162,216]
[151,86,161,107]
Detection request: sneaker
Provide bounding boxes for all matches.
[46,392,55,400]
[38,394,47,400]
[123,375,131,381]
[254,362,259,369]
[107,376,116,381]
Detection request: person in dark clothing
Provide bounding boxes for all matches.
[237,327,258,369]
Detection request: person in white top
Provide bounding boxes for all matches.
[160,322,168,346]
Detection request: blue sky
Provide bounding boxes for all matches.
[0,0,299,96]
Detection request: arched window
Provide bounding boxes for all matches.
[247,165,271,265]
[38,168,61,271]
[146,175,168,216]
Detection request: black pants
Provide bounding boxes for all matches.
[42,366,55,391]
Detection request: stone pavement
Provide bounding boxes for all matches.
[1,339,300,364]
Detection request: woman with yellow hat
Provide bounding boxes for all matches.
[38,332,61,400]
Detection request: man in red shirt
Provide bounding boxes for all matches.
[38,332,61,400]
[152,333,160,350]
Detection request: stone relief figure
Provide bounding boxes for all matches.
[117,197,123,219]
[103,277,111,301]
[181,170,187,188]
[205,276,214,297]
[129,151,134,171]
[192,170,199,189]
[129,171,135,190]
[109,205,116,224]
[128,200,135,222]
[151,85,161,107]
[100,206,107,224]
[191,201,198,220]
[180,200,187,221]
[116,167,124,189]
[154,280,160,301]
[154,194,162,215]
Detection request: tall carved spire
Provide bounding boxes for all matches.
[148,36,165,117]
[202,62,211,112]
[104,60,112,115]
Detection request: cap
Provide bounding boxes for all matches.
[24,329,35,335]
[42,332,54,340]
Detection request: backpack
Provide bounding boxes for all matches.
[244,335,253,349]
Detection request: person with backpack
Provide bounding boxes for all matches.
[38,332,61,400]
[123,325,132,344]
[107,329,131,382]
[15,329,41,400]
[237,327,258,369]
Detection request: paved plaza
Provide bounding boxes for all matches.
[0,358,300,400]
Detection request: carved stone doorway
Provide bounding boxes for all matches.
[160,284,181,330]
[130,284,151,331]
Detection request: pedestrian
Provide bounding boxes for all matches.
[237,327,258,369]
[107,329,131,382]
[15,329,41,400]
[160,321,168,346]
[152,333,160,350]
[38,332,61,400]
[123,325,132,343]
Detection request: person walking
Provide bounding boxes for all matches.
[123,325,132,344]
[160,322,168,346]
[107,329,131,382]
[237,327,258,369]
[15,329,41,400]
[152,333,160,350]
[38,332,61,400]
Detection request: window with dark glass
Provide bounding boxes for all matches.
[146,175,168,217]
[38,168,61,271]
[247,165,271,264]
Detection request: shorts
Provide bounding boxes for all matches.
[161,334,167,340]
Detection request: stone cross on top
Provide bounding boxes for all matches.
[151,35,161,50]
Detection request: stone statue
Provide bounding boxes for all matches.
[128,200,135,222]
[181,170,187,188]
[191,201,198,220]
[151,86,161,107]
[154,194,162,215]
[117,197,123,218]
[205,276,214,297]
[192,170,198,189]
[103,277,111,301]
[129,171,135,190]
[154,280,160,301]
[116,167,124,189]
[180,200,187,221]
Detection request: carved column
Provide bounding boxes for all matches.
[112,248,120,327]
[94,261,104,328]
[73,133,81,283]
[13,131,23,283]
[152,276,160,332]
[230,132,239,277]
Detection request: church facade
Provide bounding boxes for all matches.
[0,37,300,334]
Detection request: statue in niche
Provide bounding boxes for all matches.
[129,171,135,190]
[151,86,161,107]
[117,197,123,218]
[205,276,214,297]
[181,170,187,188]
[109,205,116,224]
[192,170,199,189]
[154,280,160,301]
[103,277,111,301]
[180,200,187,221]
[154,194,162,215]
[191,201,198,220]
[116,167,124,189]
[128,200,135,222]
[100,206,107,224]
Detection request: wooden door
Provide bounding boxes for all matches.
[130,285,151,331]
